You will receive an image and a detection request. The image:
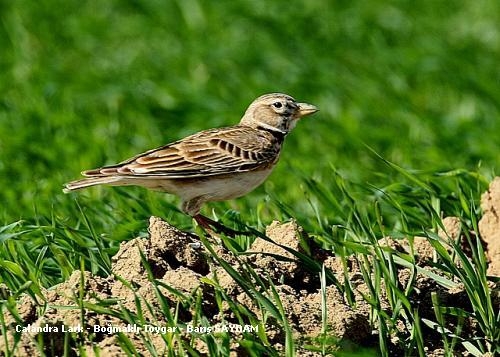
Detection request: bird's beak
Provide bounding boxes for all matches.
[297,102,318,117]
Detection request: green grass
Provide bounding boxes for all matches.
[1,0,500,356]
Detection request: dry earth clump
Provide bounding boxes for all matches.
[479,177,500,276]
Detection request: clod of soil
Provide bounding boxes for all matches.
[479,177,500,276]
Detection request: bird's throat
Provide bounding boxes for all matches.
[255,122,287,141]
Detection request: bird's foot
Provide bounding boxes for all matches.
[193,214,251,237]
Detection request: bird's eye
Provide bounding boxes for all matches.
[272,102,283,108]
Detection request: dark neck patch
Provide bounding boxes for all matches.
[256,125,287,142]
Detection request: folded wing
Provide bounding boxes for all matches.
[82,126,279,178]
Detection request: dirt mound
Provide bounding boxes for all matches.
[2,179,500,356]
[479,177,500,276]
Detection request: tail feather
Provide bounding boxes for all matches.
[63,176,124,193]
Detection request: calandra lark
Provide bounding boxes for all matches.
[64,93,318,234]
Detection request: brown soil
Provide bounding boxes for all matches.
[2,179,500,356]
[479,177,500,276]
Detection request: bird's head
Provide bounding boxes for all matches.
[240,93,318,135]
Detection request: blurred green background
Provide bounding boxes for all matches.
[1,0,499,230]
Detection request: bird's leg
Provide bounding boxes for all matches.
[193,214,250,237]
[185,198,252,237]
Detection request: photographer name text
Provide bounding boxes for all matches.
[15,323,259,335]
